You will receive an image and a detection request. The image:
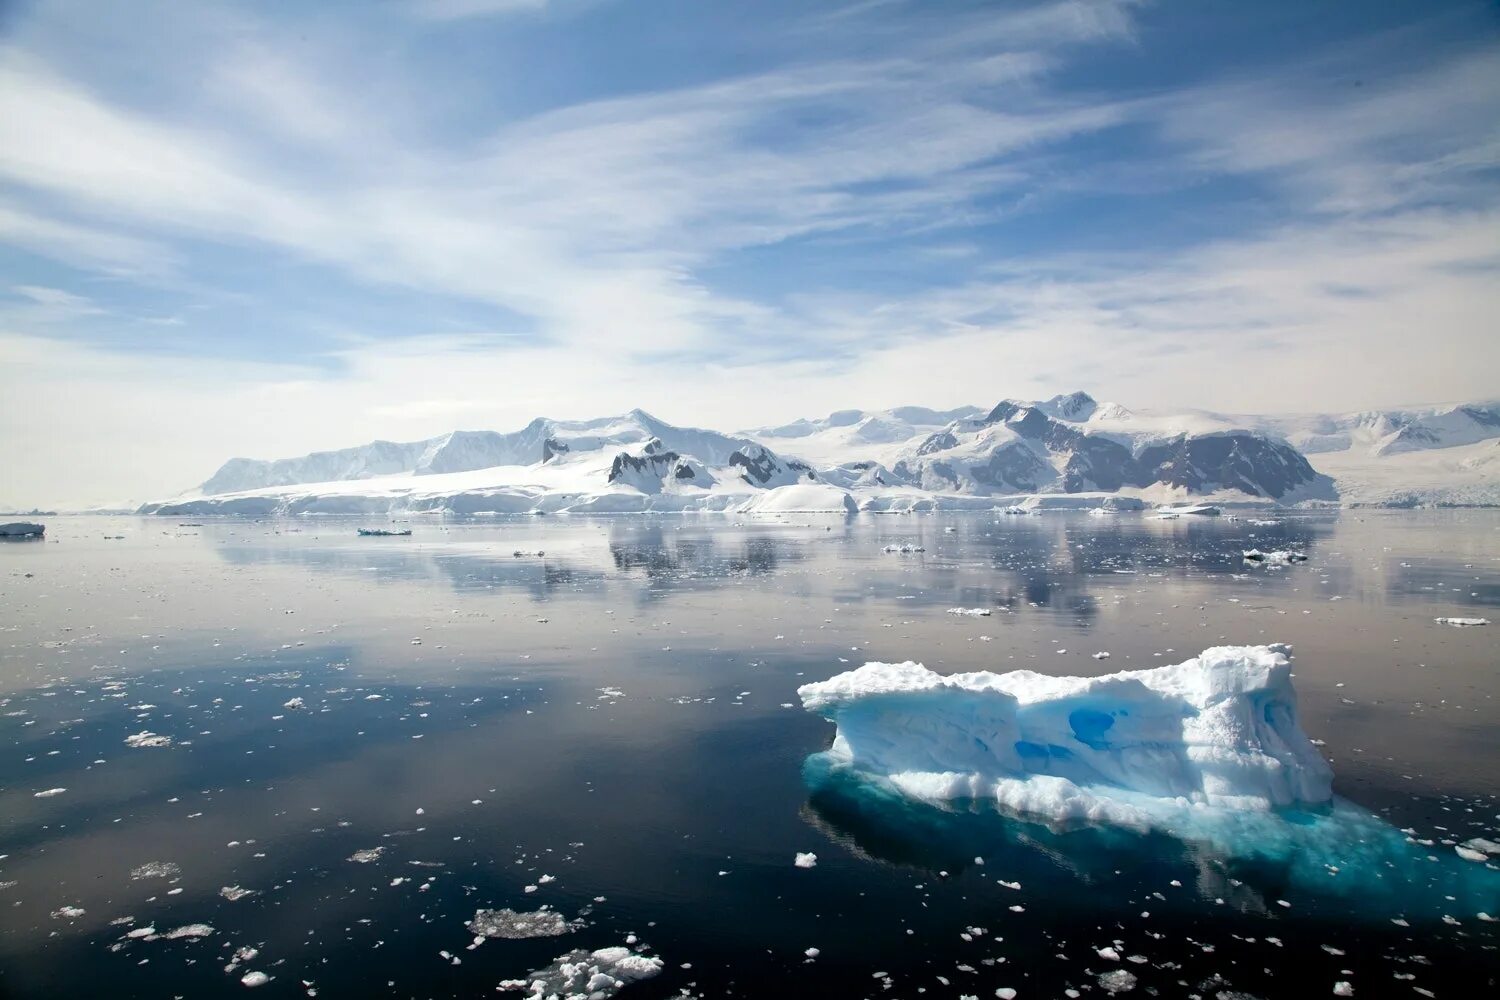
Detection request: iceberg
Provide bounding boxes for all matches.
[798,644,1332,822]
[798,645,1500,920]
[0,521,45,538]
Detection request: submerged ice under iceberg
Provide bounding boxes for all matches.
[798,644,1332,824]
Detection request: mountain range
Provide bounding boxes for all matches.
[138,394,1500,515]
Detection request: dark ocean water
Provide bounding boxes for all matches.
[2,510,1497,999]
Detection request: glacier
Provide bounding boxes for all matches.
[798,644,1500,919]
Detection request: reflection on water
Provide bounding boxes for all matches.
[1,510,1497,998]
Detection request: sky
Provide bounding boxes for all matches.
[1,0,1498,506]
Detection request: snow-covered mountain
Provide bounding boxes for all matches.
[883,395,1328,500]
[140,394,1500,516]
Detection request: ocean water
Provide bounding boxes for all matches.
[1,510,1497,998]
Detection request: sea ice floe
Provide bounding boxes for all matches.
[124,731,173,748]
[467,907,579,940]
[794,852,818,868]
[348,847,385,863]
[497,943,663,998]
[130,861,181,880]
[1434,617,1489,627]
[946,608,992,617]
[1242,549,1307,565]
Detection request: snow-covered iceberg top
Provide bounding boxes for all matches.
[797,644,1333,824]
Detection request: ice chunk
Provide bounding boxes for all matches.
[794,852,818,868]
[0,522,44,538]
[467,907,578,939]
[1242,549,1307,565]
[497,942,663,997]
[1434,617,1489,627]
[797,644,1333,816]
[946,608,993,617]
[125,731,173,748]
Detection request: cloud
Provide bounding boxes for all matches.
[0,0,1496,506]
[407,0,596,23]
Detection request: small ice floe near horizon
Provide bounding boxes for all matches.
[1154,504,1220,517]
[497,944,663,998]
[356,528,410,537]
[348,847,386,863]
[882,543,924,553]
[1435,617,1490,627]
[1243,549,1308,565]
[130,861,181,880]
[33,788,66,798]
[240,970,271,987]
[124,731,173,748]
[512,549,545,557]
[0,521,45,538]
[945,608,992,617]
[50,906,85,919]
[220,885,257,901]
[794,852,817,868]
[283,697,305,709]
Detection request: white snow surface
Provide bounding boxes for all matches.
[798,644,1334,826]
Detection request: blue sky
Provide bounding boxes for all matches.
[1,0,1498,504]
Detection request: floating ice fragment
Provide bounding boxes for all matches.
[161,924,214,939]
[50,905,85,919]
[497,943,663,998]
[1434,617,1489,627]
[241,971,270,987]
[34,788,66,798]
[467,907,578,939]
[1243,550,1307,565]
[946,608,992,617]
[794,852,818,869]
[220,886,257,901]
[348,848,385,863]
[125,731,173,748]
[130,861,181,880]
[283,697,305,710]
[1333,982,1353,996]
[1097,969,1137,993]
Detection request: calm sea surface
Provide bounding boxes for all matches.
[2,511,1497,998]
